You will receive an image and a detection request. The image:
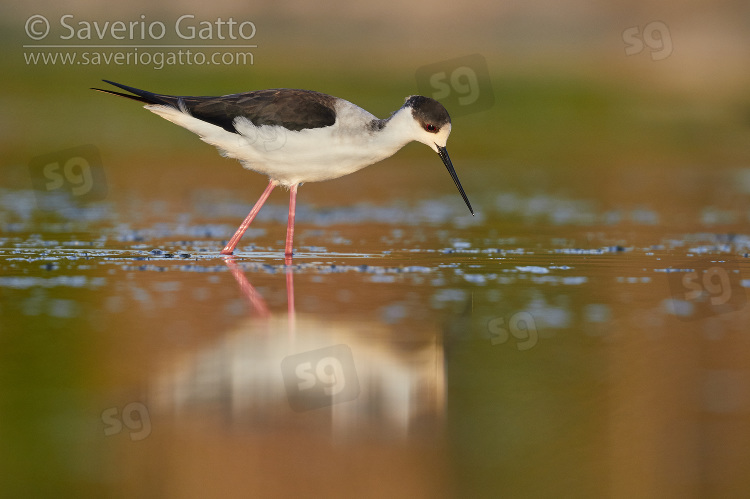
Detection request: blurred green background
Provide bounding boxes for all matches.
[3,1,750,183]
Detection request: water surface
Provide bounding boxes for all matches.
[2,161,750,498]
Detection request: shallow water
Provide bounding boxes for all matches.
[2,160,750,498]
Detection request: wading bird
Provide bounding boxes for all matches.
[93,80,473,258]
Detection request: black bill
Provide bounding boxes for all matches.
[437,146,474,215]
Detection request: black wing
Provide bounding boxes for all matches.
[92,80,338,133]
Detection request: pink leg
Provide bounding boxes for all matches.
[221,181,276,255]
[284,184,299,258]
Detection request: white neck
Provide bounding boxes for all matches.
[363,107,417,162]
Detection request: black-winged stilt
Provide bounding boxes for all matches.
[92,80,474,258]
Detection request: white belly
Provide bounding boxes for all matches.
[145,100,405,187]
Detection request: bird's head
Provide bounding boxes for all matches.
[403,95,452,151]
[402,96,473,215]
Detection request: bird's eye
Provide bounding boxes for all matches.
[424,124,438,132]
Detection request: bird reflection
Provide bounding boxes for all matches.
[151,256,445,440]
[224,256,271,320]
